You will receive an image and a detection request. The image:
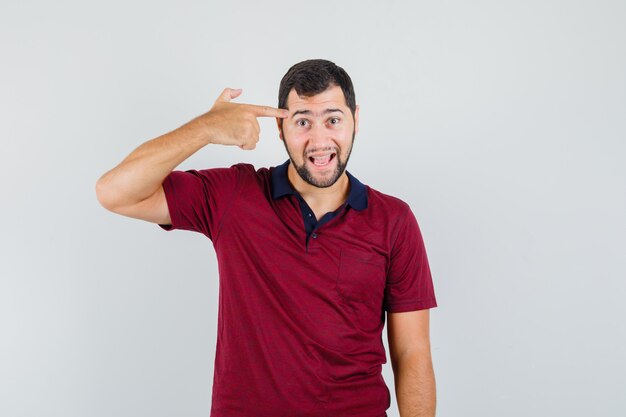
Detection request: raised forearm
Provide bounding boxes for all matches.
[96,88,287,213]
[392,350,436,417]
[96,114,215,209]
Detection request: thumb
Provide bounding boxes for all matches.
[216,87,242,103]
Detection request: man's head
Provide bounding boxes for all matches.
[277,59,359,189]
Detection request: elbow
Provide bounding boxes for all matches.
[390,344,433,366]
[95,175,118,212]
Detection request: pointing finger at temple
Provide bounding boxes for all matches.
[245,104,289,118]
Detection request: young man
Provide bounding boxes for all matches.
[96,59,438,417]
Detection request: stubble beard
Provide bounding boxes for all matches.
[280,128,355,188]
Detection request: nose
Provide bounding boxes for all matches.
[307,122,332,150]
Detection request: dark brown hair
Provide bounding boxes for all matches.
[278,59,356,116]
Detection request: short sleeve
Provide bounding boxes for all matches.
[384,206,438,313]
[157,164,241,241]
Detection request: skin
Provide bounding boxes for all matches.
[96,85,435,417]
[277,85,360,219]
[95,88,288,224]
[388,309,436,417]
[279,86,436,416]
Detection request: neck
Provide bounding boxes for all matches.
[287,163,350,208]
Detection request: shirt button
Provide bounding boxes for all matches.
[312,233,318,239]
[308,213,312,217]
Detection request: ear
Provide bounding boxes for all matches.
[276,118,284,140]
[354,104,360,135]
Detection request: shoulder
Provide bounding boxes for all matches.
[211,163,274,197]
[183,163,271,194]
[364,185,421,246]
[208,162,271,181]
[366,184,413,217]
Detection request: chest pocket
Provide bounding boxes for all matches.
[336,249,387,330]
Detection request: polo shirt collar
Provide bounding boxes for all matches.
[271,159,368,210]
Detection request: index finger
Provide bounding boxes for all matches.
[246,104,289,118]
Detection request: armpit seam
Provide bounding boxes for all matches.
[160,174,178,230]
[386,204,409,278]
[385,298,438,312]
[387,298,436,307]
[211,164,244,244]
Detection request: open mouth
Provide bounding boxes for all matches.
[308,153,336,167]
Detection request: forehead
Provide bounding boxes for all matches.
[285,84,348,111]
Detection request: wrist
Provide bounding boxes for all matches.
[186,113,218,145]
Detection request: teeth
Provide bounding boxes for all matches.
[312,154,331,166]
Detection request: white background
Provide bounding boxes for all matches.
[1,1,625,416]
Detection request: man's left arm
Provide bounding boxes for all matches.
[387,309,436,417]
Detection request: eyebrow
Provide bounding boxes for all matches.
[291,108,344,118]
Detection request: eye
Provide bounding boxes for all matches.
[329,117,341,125]
[296,119,309,127]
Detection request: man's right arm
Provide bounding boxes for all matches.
[95,88,288,224]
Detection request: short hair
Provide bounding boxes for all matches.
[278,59,356,116]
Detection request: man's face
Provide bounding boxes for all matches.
[278,85,360,188]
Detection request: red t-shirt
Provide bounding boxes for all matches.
[159,161,437,417]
